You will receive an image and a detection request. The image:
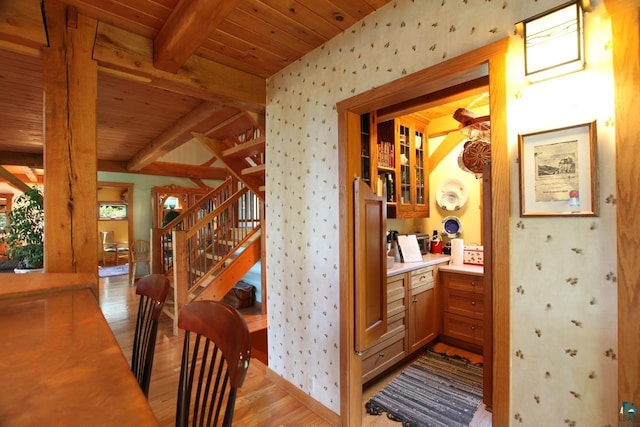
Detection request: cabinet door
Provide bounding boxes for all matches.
[412,125,429,216]
[409,285,437,353]
[354,178,387,352]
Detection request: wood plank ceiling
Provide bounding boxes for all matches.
[0,0,393,188]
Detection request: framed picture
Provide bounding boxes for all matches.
[518,121,598,217]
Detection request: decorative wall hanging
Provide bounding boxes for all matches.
[518,121,598,217]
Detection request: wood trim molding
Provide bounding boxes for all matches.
[338,37,510,426]
[605,0,640,409]
[265,367,340,426]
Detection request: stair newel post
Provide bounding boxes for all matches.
[150,227,162,274]
[173,229,189,321]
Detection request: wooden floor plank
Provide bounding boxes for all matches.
[99,274,491,426]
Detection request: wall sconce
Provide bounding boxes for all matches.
[517,1,588,82]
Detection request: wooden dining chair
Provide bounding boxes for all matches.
[176,300,252,427]
[129,240,151,286]
[131,274,170,398]
[101,230,129,266]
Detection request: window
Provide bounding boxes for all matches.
[98,203,128,220]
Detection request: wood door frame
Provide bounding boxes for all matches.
[337,38,510,427]
[605,0,640,407]
[97,181,134,264]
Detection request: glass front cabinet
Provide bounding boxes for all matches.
[361,113,429,218]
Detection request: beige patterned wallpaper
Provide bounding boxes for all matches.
[266,0,618,423]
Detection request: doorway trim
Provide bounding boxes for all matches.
[337,38,511,426]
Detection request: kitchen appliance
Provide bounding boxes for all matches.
[387,230,402,262]
[415,233,431,254]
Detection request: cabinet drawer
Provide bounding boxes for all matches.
[443,312,484,346]
[410,266,434,289]
[387,273,406,319]
[444,289,483,319]
[442,271,483,293]
[362,330,407,383]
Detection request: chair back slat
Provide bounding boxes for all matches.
[131,274,170,397]
[176,301,251,427]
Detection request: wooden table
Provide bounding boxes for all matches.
[0,277,158,426]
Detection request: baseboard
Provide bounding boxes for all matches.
[265,367,340,426]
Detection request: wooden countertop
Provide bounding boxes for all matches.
[0,286,158,426]
[0,272,98,300]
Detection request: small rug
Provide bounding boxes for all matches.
[98,264,129,278]
[365,350,483,427]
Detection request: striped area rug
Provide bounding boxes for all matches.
[365,350,483,427]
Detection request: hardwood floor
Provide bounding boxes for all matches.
[99,274,490,426]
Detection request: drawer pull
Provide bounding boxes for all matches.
[421,275,427,280]
[471,282,476,287]
[471,301,476,306]
[470,326,476,331]
[378,352,385,358]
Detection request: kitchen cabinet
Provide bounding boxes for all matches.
[361,114,429,218]
[361,273,407,383]
[362,259,446,384]
[440,271,484,352]
[408,266,438,353]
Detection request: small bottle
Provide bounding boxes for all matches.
[430,230,443,254]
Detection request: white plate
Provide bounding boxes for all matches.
[436,178,468,211]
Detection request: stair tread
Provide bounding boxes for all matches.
[223,136,265,159]
[241,163,265,176]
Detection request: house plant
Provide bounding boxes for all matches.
[0,187,44,272]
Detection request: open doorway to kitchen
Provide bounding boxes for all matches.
[337,39,510,427]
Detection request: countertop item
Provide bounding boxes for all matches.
[387,253,450,275]
[439,263,484,276]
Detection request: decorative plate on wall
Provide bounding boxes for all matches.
[442,216,463,238]
[436,178,468,211]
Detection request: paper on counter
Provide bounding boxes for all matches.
[397,234,423,263]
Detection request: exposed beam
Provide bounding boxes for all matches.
[127,101,234,171]
[0,152,43,168]
[0,152,226,181]
[0,0,47,51]
[100,159,227,180]
[0,166,31,192]
[154,0,240,74]
[377,77,490,121]
[428,130,466,173]
[93,22,265,112]
[140,162,228,181]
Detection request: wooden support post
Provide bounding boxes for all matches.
[41,1,98,274]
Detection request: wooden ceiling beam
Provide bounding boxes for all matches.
[0,0,47,51]
[0,152,43,168]
[154,0,240,74]
[139,162,227,181]
[428,130,467,173]
[0,166,31,192]
[93,22,265,112]
[127,101,233,171]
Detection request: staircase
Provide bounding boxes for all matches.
[152,112,266,342]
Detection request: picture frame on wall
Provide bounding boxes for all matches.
[518,121,598,217]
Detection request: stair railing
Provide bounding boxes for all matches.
[172,184,261,316]
[151,177,234,276]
